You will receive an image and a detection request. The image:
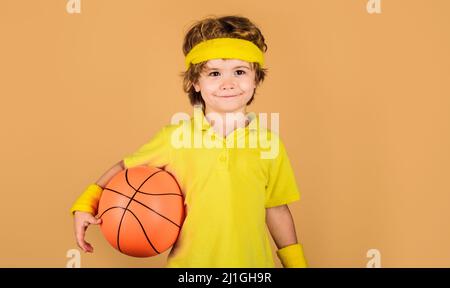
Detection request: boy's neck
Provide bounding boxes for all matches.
[204,107,250,137]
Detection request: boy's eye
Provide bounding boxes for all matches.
[207,70,246,77]
[208,71,220,77]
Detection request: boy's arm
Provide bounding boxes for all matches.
[266,204,307,268]
[95,160,125,188]
[70,160,125,215]
[266,204,298,248]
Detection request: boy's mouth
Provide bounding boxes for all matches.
[215,92,243,98]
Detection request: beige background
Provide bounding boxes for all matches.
[0,0,449,267]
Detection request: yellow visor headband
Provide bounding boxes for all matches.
[185,38,265,69]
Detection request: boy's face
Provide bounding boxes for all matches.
[193,59,256,114]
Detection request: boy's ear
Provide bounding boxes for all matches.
[193,82,200,92]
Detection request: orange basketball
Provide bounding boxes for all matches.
[97,165,185,257]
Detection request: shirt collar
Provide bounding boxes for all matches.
[192,106,258,132]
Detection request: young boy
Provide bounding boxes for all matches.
[71,15,307,268]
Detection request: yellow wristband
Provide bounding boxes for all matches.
[276,243,308,268]
[70,184,103,216]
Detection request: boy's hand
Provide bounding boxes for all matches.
[73,211,102,253]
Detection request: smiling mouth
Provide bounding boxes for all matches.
[215,93,242,98]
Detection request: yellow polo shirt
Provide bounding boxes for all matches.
[122,111,300,267]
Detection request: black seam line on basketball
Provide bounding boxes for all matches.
[116,169,164,253]
[102,188,181,228]
[163,169,185,197]
[104,187,182,197]
[136,191,182,196]
[97,206,161,255]
[125,169,182,227]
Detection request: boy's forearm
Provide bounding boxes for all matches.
[266,204,298,249]
[95,160,125,188]
[266,205,308,267]
[70,160,126,215]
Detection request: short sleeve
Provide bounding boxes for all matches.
[122,126,171,169]
[265,137,301,208]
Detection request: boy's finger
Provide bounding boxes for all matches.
[88,217,102,225]
[84,242,94,253]
[75,224,89,250]
[76,233,87,252]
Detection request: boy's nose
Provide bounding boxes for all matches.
[220,78,237,90]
